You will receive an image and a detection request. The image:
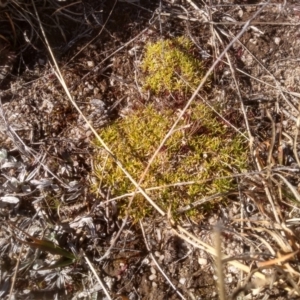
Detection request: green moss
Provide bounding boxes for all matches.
[92,103,248,221]
[142,37,206,94]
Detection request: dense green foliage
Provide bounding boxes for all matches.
[142,37,206,94]
[93,103,248,220]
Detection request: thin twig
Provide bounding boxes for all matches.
[8,244,24,300]
[82,252,112,300]
[139,220,186,300]
[173,224,266,280]
[213,224,226,300]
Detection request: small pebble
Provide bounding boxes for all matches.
[274,37,281,45]
[149,274,157,281]
[198,258,208,266]
[158,254,164,262]
[154,251,161,257]
[87,61,95,68]
[93,87,100,95]
[179,278,186,285]
[208,216,216,225]
[142,258,150,265]
[228,266,238,274]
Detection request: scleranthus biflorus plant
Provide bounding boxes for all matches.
[142,36,207,95]
[92,103,248,221]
